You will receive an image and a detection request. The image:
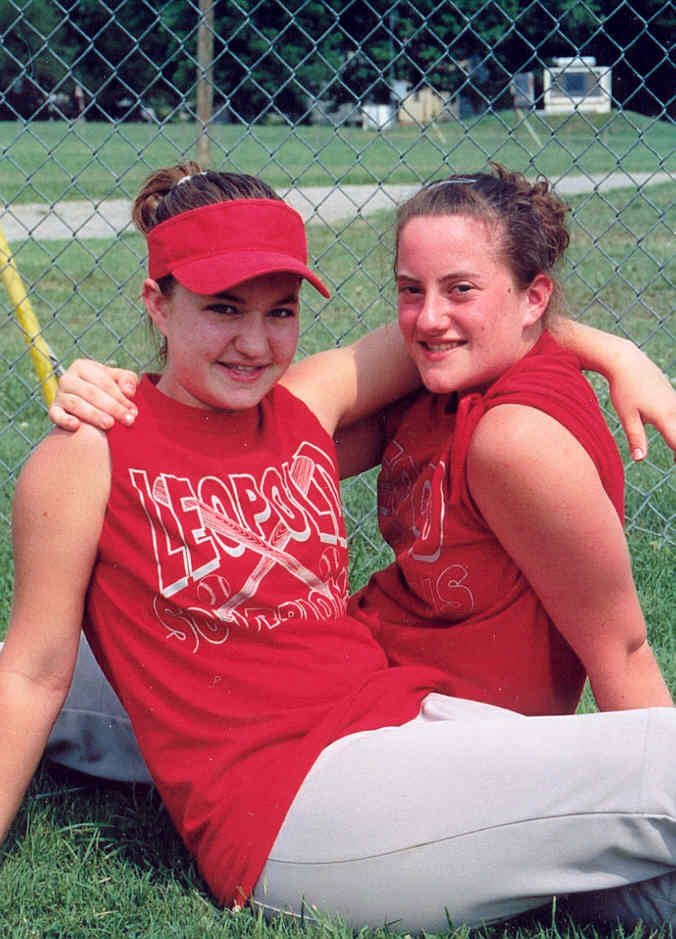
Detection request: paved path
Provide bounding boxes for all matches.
[0,172,670,242]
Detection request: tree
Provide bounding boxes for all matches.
[0,0,668,125]
[58,0,187,120]
[591,0,674,116]
[0,0,68,118]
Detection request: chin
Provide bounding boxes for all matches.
[419,371,461,395]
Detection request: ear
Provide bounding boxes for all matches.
[142,278,171,337]
[522,273,553,328]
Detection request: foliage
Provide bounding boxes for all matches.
[593,0,675,116]
[0,0,68,118]
[0,0,672,124]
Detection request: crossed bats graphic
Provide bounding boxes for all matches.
[152,454,332,621]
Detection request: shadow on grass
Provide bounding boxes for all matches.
[11,759,206,894]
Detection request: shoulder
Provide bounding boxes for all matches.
[269,381,331,434]
[473,339,621,498]
[15,425,111,531]
[467,404,601,511]
[20,423,109,481]
[469,403,592,466]
[492,333,590,397]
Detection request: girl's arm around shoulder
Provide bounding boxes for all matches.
[0,425,111,845]
[48,328,676,466]
[550,318,676,462]
[466,404,673,711]
[281,322,420,436]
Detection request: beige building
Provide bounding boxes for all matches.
[398,84,453,125]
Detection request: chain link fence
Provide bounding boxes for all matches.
[0,0,673,556]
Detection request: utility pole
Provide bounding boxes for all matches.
[196,0,214,167]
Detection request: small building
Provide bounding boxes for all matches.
[397,83,452,125]
[543,57,611,114]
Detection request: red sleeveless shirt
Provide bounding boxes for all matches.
[84,376,443,906]
[350,332,624,716]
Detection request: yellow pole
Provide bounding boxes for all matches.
[0,223,59,405]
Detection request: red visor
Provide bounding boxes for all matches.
[147,198,330,298]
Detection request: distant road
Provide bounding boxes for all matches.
[0,172,670,242]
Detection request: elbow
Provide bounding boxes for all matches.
[624,627,649,658]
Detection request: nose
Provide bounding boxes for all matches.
[416,289,449,333]
[233,312,270,358]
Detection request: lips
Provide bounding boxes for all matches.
[219,362,268,381]
[419,340,467,352]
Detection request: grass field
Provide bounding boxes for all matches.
[0,110,673,203]
[0,118,674,935]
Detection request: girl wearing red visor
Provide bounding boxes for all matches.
[3,164,675,928]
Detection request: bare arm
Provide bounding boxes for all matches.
[48,322,676,460]
[467,404,673,712]
[334,413,386,479]
[46,325,419,439]
[550,319,676,461]
[282,321,420,434]
[0,426,109,844]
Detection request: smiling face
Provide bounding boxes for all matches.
[396,214,551,395]
[144,271,301,411]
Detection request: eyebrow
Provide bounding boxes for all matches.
[396,271,478,283]
[212,290,300,304]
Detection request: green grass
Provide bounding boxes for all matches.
[0,149,673,934]
[1,758,674,936]
[0,109,673,203]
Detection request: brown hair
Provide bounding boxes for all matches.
[395,162,570,320]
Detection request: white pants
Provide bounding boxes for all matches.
[253,694,675,928]
[45,639,676,928]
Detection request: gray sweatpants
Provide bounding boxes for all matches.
[44,638,676,928]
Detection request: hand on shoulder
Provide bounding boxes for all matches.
[49,359,139,432]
